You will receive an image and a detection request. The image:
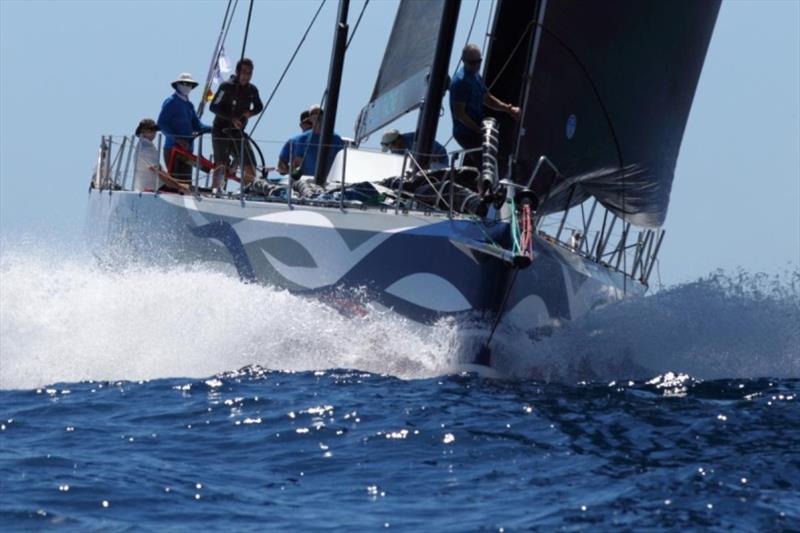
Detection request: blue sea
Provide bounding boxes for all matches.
[1,247,799,531]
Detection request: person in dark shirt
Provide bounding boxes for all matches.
[380,128,448,166]
[157,73,211,186]
[449,44,519,166]
[277,105,344,179]
[209,58,264,188]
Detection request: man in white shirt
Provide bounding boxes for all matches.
[132,119,160,192]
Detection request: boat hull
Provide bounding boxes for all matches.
[86,190,642,345]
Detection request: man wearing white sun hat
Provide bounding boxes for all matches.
[157,72,211,188]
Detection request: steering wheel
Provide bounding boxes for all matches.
[214,128,268,180]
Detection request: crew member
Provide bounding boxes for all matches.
[380,128,448,166]
[276,109,314,173]
[277,105,344,179]
[449,44,519,165]
[209,58,264,188]
[157,73,211,185]
[132,119,160,192]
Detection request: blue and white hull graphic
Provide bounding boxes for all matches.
[87,190,642,354]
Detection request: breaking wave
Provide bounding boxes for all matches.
[492,269,800,381]
[0,244,464,390]
[1,240,798,389]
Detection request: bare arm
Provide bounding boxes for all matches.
[277,159,290,175]
[277,157,304,176]
[484,93,520,120]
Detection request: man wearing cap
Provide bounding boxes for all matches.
[277,105,344,178]
[209,58,263,188]
[380,129,448,166]
[449,44,519,165]
[157,73,211,185]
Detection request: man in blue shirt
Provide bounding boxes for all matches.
[157,73,211,186]
[380,128,448,166]
[277,105,344,179]
[449,44,519,166]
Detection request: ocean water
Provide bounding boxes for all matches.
[1,246,799,531]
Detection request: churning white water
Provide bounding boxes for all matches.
[1,240,798,389]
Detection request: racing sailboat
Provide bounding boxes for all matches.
[86,0,721,368]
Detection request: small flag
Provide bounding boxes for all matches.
[207,46,232,102]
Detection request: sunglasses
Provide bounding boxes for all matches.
[464,58,482,65]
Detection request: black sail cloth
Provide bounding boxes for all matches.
[501,0,721,228]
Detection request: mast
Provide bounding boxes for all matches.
[315,0,350,186]
[413,0,461,167]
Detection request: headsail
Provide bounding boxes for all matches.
[355,0,446,141]
[507,0,721,228]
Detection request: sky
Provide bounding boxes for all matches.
[0,0,798,287]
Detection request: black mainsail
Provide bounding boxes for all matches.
[501,0,721,228]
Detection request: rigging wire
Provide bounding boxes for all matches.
[221,1,239,46]
[488,19,629,265]
[476,15,633,359]
[239,0,255,65]
[479,266,520,360]
[481,0,496,55]
[454,0,481,75]
[345,0,369,50]
[485,18,534,91]
[525,21,629,292]
[443,0,482,148]
[249,0,328,136]
[198,0,238,117]
[199,0,233,108]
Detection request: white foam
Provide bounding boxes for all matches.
[0,244,464,390]
[1,241,798,389]
[492,270,800,381]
